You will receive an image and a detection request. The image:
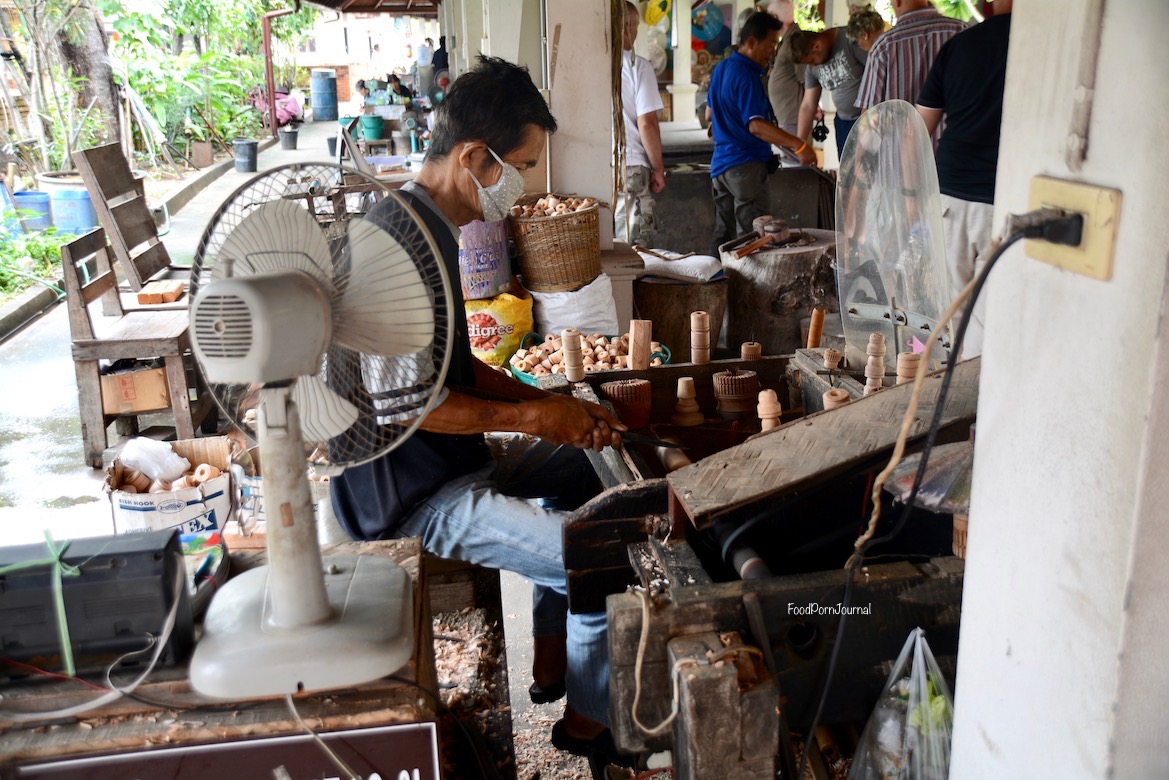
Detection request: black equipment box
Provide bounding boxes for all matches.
[0,529,193,674]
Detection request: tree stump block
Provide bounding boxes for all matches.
[720,228,838,356]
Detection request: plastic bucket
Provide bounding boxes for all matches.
[50,190,98,234]
[311,72,338,122]
[233,139,258,173]
[360,115,385,141]
[278,127,298,150]
[13,191,52,231]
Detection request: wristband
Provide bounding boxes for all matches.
[794,140,808,155]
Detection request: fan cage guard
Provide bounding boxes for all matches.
[190,162,454,471]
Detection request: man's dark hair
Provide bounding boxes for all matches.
[738,11,781,47]
[787,28,819,62]
[356,79,366,91]
[427,56,557,160]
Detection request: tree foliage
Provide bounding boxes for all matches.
[96,0,315,151]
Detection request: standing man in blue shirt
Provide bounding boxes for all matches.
[707,12,817,255]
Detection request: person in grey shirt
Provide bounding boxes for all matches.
[766,0,805,137]
[790,26,867,157]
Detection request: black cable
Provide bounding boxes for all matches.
[793,229,1028,779]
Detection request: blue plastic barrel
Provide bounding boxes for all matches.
[13,191,52,231]
[311,71,338,122]
[50,190,98,234]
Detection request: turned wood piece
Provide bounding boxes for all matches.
[690,310,710,365]
[629,319,653,371]
[896,351,921,384]
[562,328,584,382]
[823,388,851,410]
[864,333,886,395]
[807,306,826,349]
[740,341,762,361]
[757,389,781,431]
[953,513,969,559]
[599,378,652,429]
[712,369,759,420]
[823,348,843,370]
[656,440,692,473]
[671,377,704,426]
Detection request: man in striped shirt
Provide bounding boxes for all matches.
[854,0,967,125]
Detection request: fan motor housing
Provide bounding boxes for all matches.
[191,271,332,384]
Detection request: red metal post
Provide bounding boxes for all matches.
[262,1,301,139]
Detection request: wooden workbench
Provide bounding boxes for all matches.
[0,539,439,776]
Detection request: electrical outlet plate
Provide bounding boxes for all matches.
[1026,176,1122,280]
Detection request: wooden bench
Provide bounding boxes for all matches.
[59,228,211,468]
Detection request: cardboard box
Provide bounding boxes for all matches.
[101,367,171,416]
[106,438,234,536]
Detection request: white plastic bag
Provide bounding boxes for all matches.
[527,273,619,336]
[849,628,953,780]
[118,437,192,483]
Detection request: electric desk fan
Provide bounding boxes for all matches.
[835,100,952,372]
[186,163,452,698]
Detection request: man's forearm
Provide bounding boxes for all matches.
[796,87,821,143]
[748,118,805,152]
[418,388,530,435]
[471,357,549,402]
[637,113,665,174]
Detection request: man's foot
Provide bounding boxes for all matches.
[551,708,644,770]
[531,635,567,704]
[528,679,567,704]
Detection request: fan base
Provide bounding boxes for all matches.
[190,555,414,698]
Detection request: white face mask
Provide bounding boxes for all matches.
[467,146,526,222]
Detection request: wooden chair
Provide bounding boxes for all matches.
[60,228,211,468]
[72,143,183,291]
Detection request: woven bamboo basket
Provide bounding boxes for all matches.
[509,197,602,292]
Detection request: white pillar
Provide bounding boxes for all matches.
[543,0,612,202]
[950,2,1169,778]
[669,0,697,123]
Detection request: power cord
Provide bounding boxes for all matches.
[793,208,1083,779]
[0,556,186,723]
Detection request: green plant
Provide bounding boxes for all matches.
[95,0,312,153]
[221,103,263,141]
[0,218,72,300]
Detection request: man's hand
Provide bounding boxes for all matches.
[797,143,817,166]
[650,168,667,194]
[523,395,627,452]
[814,107,825,122]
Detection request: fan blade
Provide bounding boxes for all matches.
[332,217,435,356]
[216,200,335,288]
[292,374,361,442]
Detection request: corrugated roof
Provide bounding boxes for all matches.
[305,0,439,16]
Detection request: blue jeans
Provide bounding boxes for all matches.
[396,436,611,724]
[835,115,857,158]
